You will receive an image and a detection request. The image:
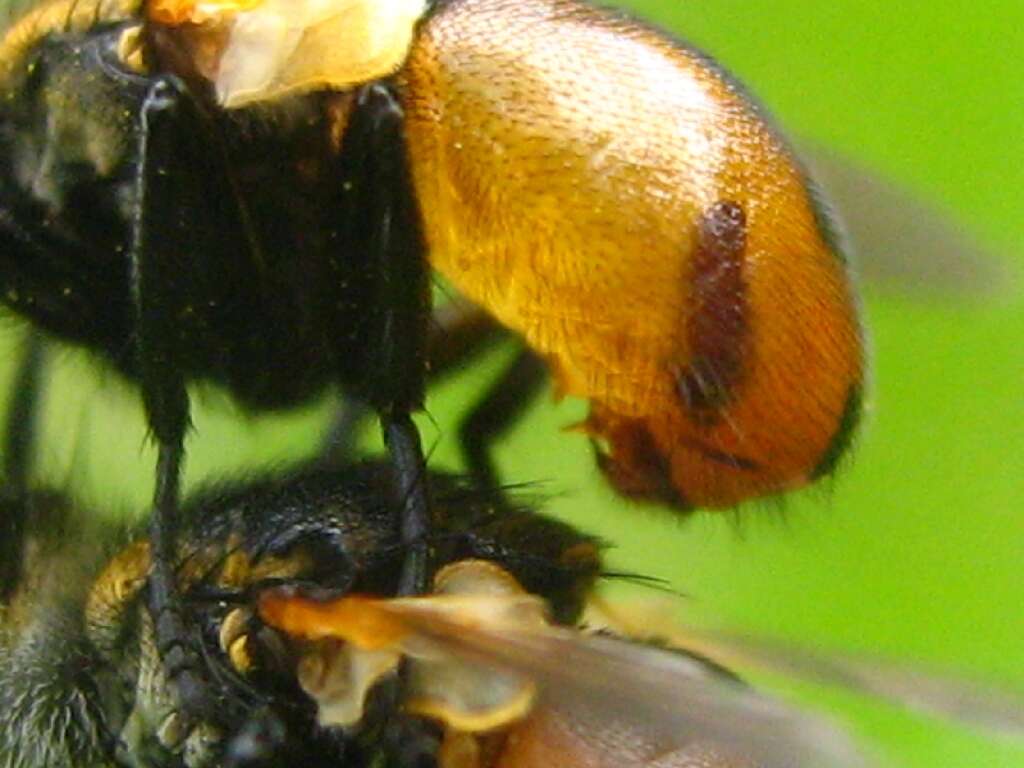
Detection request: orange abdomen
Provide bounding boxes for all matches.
[399,0,864,509]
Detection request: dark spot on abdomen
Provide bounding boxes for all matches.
[674,200,749,418]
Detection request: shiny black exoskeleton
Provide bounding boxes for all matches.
[0,11,432,718]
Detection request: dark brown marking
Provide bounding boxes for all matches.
[590,418,690,510]
[680,436,761,473]
[676,200,749,416]
[591,417,760,510]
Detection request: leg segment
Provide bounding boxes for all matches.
[318,303,506,470]
[426,306,553,493]
[131,77,209,719]
[458,347,547,491]
[348,83,434,597]
[330,82,439,766]
[427,301,506,381]
[321,302,549,498]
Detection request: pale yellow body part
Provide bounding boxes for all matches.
[148,0,428,106]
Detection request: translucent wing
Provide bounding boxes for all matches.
[261,561,1024,767]
[663,626,1024,742]
[803,145,1017,301]
[393,608,870,768]
[260,569,871,768]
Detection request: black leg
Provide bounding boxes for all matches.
[426,301,506,381]
[318,305,506,467]
[327,83,439,765]
[130,77,210,719]
[427,303,550,491]
[385,415,430,595]
[427,302,551,492]
[347,84,433,597]
[458,348,547,491]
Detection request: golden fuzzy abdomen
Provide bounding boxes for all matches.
[400,0,863,509]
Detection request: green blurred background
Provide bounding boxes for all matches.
[2,1,1023,766]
